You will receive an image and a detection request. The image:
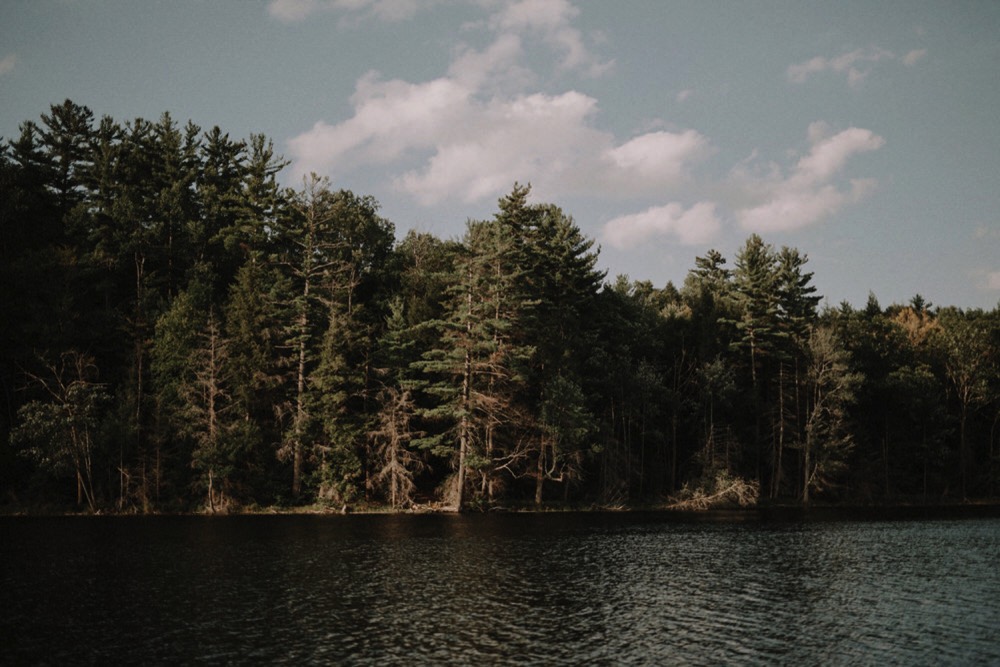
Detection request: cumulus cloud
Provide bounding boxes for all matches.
[289,69,709,205]
[599,121,886,249]
[0,54,16,76]
[289,73,472,173]
[602,202,721,249]
[605,130,712,188]
[734,122,884,232]
[286,1,699,205]
[394,89,608,204]
[787,46,917,88]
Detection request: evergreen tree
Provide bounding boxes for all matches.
[933,308,994,497]
[223,260,285,500]
[515,194,604,504]
[803,325,862,503]
[416,215,533,510]
[271,175,338,499]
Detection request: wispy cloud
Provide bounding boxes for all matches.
[787,46,923,88]
[975,224,1000,241]
[987,271,1000,291]
[902,49,927,66]
[489,0,613,76]
[0,53,16,76]
[733,122,884,232]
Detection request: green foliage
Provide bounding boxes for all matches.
[11,351,109,512]
[802,325,863,502]
[5,101,1000,512]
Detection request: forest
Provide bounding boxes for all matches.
[2,100,999,513]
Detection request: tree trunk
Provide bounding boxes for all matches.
[773,363,785,499]
[883,415,890,497]
[455,341,471,512]
[959,404,967,499]
[208,468,215,514]
[535,442,545,505]
[803,436,811,506]
[670,413,678,493]
[292,278,310,500]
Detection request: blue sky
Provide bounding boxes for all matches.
[2,0,999,309]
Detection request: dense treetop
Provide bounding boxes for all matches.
[3,101,999,512]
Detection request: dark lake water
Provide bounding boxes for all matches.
[2,512,999,665]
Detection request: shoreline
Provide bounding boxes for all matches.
[3,500,1000,520]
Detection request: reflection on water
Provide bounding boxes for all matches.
[2,513,999,665]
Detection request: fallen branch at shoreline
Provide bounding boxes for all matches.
[666,473,760,511]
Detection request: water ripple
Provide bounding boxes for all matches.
[2,515,999,665]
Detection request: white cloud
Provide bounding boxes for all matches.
[289,68,709,206]
[734,124,884,232]
[787,46,907,88]
[797,122,885,181]
[0,53,16,76]
[786,56,827,84]
[605,130,711,186]
[489,0,612,76]
[448,32,531,92]
[988,271,1000,290]
[602,202,721,249]
[676,89,693,103]
[286,2,697,206]
[599,122,885,249]
[395,90,609,204]
[288,73,472,173]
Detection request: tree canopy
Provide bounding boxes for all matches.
[3,101,999,512]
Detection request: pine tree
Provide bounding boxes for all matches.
[506,191,604,504]
[415,191,539,509]
[933,308,993,498]
[803,325,862,503]
[272,176,394,501]
[769,246,821,497]
[223,260,284,498]
[272,175,338,499]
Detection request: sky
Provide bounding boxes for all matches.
[2,0,999,310]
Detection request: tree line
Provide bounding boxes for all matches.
[2,101,999,513]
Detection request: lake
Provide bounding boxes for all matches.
[2,512,999,665]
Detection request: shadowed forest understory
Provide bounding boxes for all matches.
[3,101,999,513]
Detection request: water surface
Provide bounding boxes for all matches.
[2,513,998,665]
